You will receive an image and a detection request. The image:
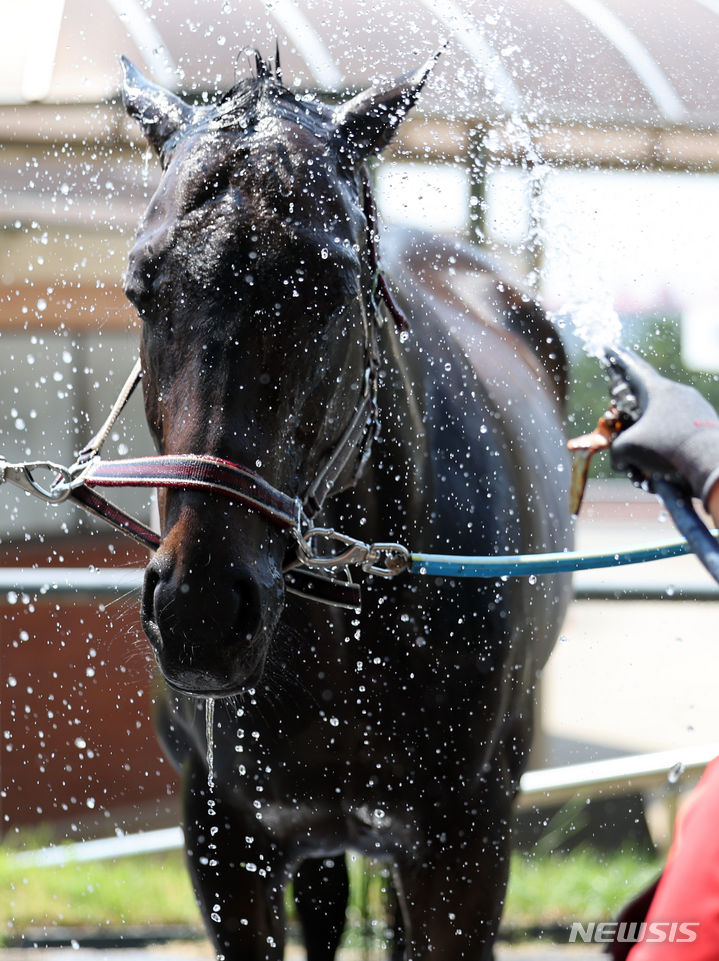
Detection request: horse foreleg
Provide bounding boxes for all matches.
[183,762,286,961]
[293,855,349,961]
[393,795,513,961]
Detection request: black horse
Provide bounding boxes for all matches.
[120,51,571,960]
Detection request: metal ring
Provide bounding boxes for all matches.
[362,543,410,577]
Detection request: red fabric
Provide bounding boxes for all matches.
[628,756,719,959]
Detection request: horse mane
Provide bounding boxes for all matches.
[210,49,332,137]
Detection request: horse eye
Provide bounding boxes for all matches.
[187,170,231,209]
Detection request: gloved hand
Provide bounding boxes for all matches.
[605,345,719,508]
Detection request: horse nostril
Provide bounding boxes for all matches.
[233,571,262,642]
[141,561,163,648]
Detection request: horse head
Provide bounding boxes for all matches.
[121,53,435,696]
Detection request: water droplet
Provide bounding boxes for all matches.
[142,146,152,184]
[668,761,685,784]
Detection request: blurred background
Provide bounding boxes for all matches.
[2,0,719,948]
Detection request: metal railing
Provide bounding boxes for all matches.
[0,565,717,600]
[13,742,718,867]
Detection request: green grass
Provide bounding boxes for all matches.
[0,837,662,944]
[504,847,661,929]
[0,848,201,937]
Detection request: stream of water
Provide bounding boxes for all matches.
[205,697,215,791]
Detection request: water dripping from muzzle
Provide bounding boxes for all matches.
[205,697,215,790]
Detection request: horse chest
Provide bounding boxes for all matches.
[211,726,435,858]
[205,636,503,806]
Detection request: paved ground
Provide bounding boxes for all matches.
[0,944,604,960]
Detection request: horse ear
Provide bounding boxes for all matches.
[332,50,441,162]
[120,56,194,158]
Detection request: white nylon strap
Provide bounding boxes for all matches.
[78,358,143,463]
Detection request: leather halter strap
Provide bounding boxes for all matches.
[78,454,302,531]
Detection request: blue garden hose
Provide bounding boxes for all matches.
[409,535,713,579]
[653,478,719,586]
[408,481,719,583]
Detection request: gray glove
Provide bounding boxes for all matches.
[606,346,719,508]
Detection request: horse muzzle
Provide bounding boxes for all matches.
[140,549,284,697]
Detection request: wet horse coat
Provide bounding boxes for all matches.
[121,53,571,961]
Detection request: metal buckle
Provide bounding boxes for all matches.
[0,459,75,503]
[295,525,409,578]
[295,527,371,569]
